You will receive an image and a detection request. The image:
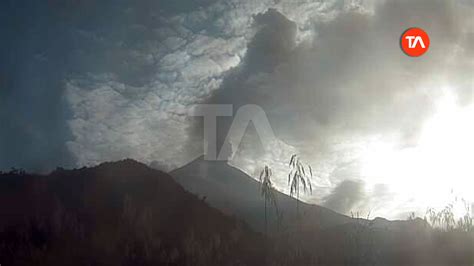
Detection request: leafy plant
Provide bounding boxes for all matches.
[287,155,313,221]
[259,165,278,235]
[426,200,473,232]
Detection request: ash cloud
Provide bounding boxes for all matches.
[203,0,473,156]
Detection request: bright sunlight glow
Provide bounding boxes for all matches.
[360,88,474,218]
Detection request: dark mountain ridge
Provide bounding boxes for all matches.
[0,159,265,266]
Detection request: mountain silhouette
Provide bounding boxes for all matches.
[0,160,265,265]
[170,157,436,233]
[171,156,352,233]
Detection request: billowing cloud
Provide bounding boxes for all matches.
[64,0,334,170]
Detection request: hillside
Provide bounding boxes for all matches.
[0,159,472,265]
[0,160,265,266]
[171,157,391,233]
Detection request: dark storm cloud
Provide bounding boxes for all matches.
[190,8,298,158]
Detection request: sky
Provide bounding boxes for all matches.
[1,0,473,219]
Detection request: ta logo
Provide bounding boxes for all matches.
[401,27,430,57]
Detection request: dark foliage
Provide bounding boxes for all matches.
[0,160,264,266]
